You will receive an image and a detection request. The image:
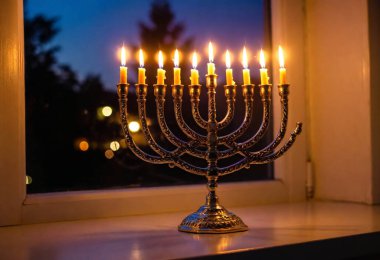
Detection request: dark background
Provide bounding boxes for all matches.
[24,0,273,193]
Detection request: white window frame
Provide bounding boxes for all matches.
[0,0,308,226]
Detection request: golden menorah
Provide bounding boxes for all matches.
[116,44,302,233]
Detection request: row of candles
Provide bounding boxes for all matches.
[119,42,287,86]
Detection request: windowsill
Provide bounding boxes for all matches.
[1,201,380,259]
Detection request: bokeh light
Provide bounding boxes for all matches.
[79,140,89,151]
[110,141,120,151]
[102,106,112,117]
[105,149,114,159]
[128,121,140,133]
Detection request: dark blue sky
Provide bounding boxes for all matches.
[27,0,264,89]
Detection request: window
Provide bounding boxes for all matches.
[24,0,274,193]
[0,0,310,226]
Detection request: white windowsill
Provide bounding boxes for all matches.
[2,201,380,259]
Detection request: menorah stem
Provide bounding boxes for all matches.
[206,74,218,179]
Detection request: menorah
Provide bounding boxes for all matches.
[116,45,302,234]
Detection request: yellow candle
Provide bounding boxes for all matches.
[190,52,199,85]
[242,46,251,85]
[207,42,215,75]
[173,49,181,85]
[120,46,127,84]
[278,46,287,85]
[157,50,166,85]
[138,49,146,84]
[225,50,234,85]
[259,49,269,85]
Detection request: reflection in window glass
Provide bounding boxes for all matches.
[25,0,273,193]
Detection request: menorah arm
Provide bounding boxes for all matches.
[217,84,254,144]
[217,85,236,129]
[218,122,302,176]
[189,85,208,129]
[118,84,170,164]
[172,85,207,143]
[247,84,291,157]
[155,85,207,159]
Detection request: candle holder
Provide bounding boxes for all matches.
[117,74,302,234]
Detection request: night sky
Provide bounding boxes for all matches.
[27,0,264,89]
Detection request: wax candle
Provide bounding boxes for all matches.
[242,46,251,85]
[207,42,216,75]
[138,49,146,84]
[259,49,269,85]
[225,50,234,85]
[173,49,181,85]
[157,50,166,85]
[278,46,286,85]
[190,52,199,85]
[120,46,127,84]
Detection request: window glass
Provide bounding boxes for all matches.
[25,0,272,193]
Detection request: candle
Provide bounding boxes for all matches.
[259,49,269,85]
[173,49,181,85]
[225,50,234,85]
[138,49,146,84]
[190,52,199,85]
[157,50,166,85]
[278,46,286,85]
[242,46,251,85]
[207,42,216,75]
[120,46,127,84]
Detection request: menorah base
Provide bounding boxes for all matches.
[178,198,248,234]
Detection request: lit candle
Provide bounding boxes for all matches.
[138,49,146,84]
[120,46,127,84]
[190,52,199,85]
[207,42,216,75]
[157,50,166,85]
[242,47,251,85]
[259,49,269,85]
[278,46,286,85]
[225,50,234,85]
[173,49,181,85]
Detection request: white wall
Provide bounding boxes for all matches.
[306,0,379,203]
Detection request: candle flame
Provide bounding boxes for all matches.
[208,42,214,63]
[192,52,198,69]
[139,49,144,67]
[278,46,285,68]
[120,46,126,66]
[225,50,231,68]
[158,50,164,68]
[259,49,266,68]
[242,47,248,69]
[174,49,179,67]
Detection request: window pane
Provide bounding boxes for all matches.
[25,0,273,193]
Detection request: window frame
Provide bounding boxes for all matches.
[0,0,307,226]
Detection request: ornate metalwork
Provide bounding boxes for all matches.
[117,74,302,234]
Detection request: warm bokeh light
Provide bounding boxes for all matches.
[242,47,248,68]
[105,149,114,159]
[139,49,144,67]
[110,140,120,151]
[120,45,127,66]
[208,42,214,62]
[225,50,231,68]
[128,121,141,133]
[192,52,198,69]
[259,49,266,68]
[79,140,89,151]
[102,106,112,117]
[174,49,180,67]
[26,175,32,185]
[158,50,164,68]
[278,46,285,68]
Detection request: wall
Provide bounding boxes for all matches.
[306,0,378,203]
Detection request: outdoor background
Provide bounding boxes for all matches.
[24,0,273,193]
